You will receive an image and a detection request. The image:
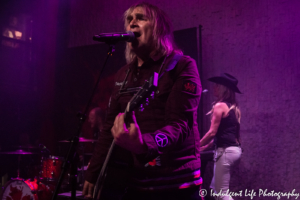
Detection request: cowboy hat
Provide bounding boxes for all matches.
[208,73,242,94]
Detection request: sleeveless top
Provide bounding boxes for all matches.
[214,102,240,148]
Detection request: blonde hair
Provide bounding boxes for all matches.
[207,84,241,123]
[123,2,182,63]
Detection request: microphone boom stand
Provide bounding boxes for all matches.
[51,43,116,200]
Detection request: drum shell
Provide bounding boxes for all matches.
[40,156,63,180]
[39,155,69,184]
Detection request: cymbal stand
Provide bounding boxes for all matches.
[17,155,21,178]
[51,43,116,200]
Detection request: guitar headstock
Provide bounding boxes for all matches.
[125,72,158,114]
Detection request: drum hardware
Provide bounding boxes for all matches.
[58,137,97,143]
[58,137,95,189]
[0,149,38,179]
[0,144,83,200]
[0,141,89,199]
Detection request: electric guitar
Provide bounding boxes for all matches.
[93,72,158,200]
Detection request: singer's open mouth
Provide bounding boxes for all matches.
[133,32,141,38]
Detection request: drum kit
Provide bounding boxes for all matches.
[0,137,97,200]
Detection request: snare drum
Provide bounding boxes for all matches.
[0,179,54,200]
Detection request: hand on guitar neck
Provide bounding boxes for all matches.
[111,111,147,154]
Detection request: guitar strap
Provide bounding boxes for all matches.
[158,53,182,79]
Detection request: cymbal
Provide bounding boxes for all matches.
[13,145,39,149]
[59,137,97,143]
[0,149,38,154]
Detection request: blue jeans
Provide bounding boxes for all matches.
[210,146,242,200]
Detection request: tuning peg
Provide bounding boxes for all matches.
[139,104,144,111]
[145,98,149,106]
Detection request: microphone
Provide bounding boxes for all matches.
[93,31,137,43]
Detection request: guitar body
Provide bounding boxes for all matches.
[95,164,130,200]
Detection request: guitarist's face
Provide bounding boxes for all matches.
[126,7,155,56]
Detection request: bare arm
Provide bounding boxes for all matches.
[200,140,214,151]
[200,103,225,147]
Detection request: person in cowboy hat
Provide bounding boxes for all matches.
[200,73,242,200]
